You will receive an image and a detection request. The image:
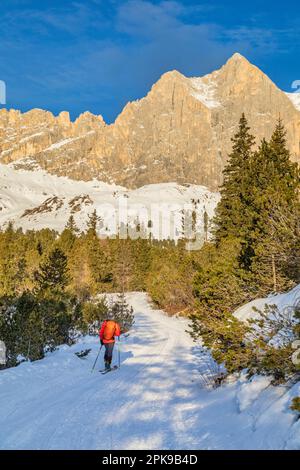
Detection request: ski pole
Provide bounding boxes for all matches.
[118,337,121,369]
[91,344,103,373]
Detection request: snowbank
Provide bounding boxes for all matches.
[234,284,300,322]
[0,292,299,450]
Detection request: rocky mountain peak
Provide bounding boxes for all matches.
[0,54,300,190]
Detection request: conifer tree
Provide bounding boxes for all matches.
[68,235,94,299]
[85,233,110,293]
[66,215,79,234]
[246,122,300,294]
[110,293,134,332]
[34,248,70,294]
[203,209,209,242]
[132,238,152,290]
[86,209,102,235]
[59,216,79,254]
[112,238,133,293]
[190,117,300,377]
[0,227,27,296]
[214,114,255,242]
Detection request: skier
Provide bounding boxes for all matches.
[99,316,121,371]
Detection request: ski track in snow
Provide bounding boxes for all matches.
[0,292,299,450]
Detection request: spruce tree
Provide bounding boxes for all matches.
[85,230,111,294]
[34,247,70,294]
[112,238,133,293]
[66,215,79,234]
[247,122,300,294]
[132,238,152,290]
[214,114,255,242]
[86,209,102,235]
[68,236,93,300]
[59,216,79,253]
[110,293,134,332]
[190,118,300,377]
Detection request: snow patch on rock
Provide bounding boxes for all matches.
[189,76,221,108]
[286,92,300,111]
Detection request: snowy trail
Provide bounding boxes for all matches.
[0,293,299,450]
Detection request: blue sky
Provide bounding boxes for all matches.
[0,0,299,122]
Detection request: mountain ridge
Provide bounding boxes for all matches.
[1,53,300,189]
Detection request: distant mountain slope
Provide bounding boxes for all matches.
[0,163,219,239]
[0,53,300,190]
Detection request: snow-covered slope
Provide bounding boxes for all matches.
[0,293,299,450]
[286,92,300,111]
[234,284,300,322]
[0,163,219,239]
[189,76,221,108]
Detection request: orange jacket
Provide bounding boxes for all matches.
[99,320,121,344]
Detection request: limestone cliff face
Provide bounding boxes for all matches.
[1,53,299,189]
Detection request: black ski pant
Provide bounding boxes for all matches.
[104,342,115,364]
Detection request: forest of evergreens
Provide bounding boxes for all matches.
[0,116,299,389]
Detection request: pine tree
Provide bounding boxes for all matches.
[190,118,300,377]
[86,209,102,235]
[34,248,70,294]
[146,242,196,313]
[0,227,28,296]
[68,236,93,300]
[66,215,79,234]
[132,238,152,290]
[33,248,80,351]
[214,114,255,242]
[85,232,111,294]
[59,216,79,254]
[203,209,209,242]
[246,122,300,294]
[112,238,133,293]
[109,293,134,332]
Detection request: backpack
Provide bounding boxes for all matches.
[103,320,116,341]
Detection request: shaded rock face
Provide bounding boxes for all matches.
[1,53,300,190]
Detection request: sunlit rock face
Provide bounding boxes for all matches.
[1,53,299,190]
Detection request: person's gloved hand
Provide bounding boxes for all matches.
[100,339,104,346]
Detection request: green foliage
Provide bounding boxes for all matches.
[82,297,109,333]
[0,245,81,367]
[190,115,300,380]
[34,248,70,294]
[248,345,296,384]
[86,209,102,235]
[244,303,300,383]
[214,113,255,243]
[290,397,300,414]
[1,116,299,383]
[58,216,78,253]
[132,238,152,291]
[190,238,254,373]
[214,117,300,294]
[146,242,197,314]
[109,293,135,332]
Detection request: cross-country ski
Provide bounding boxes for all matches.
[100,365,119,374]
